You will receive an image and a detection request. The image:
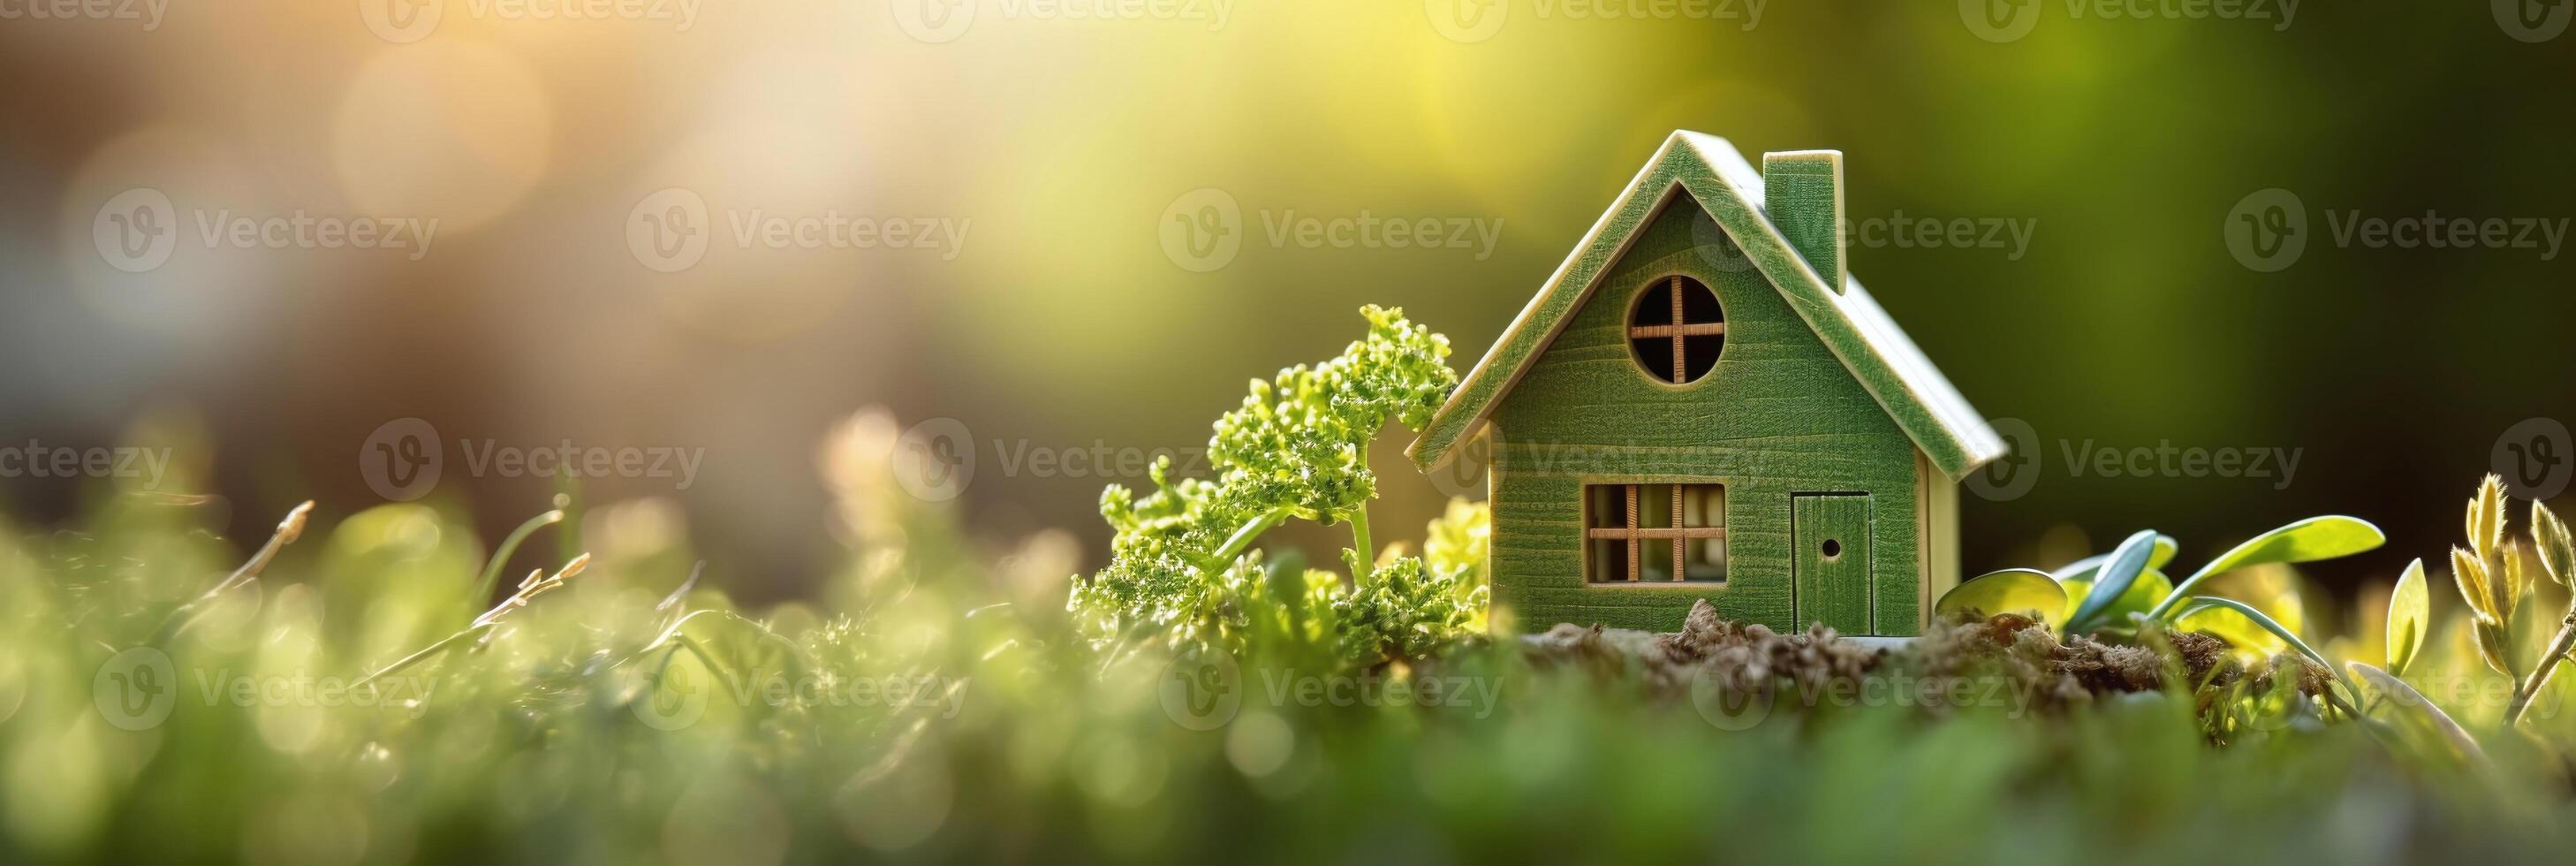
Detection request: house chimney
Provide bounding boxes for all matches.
[1762,150,1846,294]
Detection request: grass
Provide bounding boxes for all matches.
[4,411,2576,864]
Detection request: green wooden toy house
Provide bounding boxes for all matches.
[1408,131,2007,637]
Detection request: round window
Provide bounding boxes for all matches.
[1627,275,1725,384]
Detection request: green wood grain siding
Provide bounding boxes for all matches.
[1762,151,1845,293]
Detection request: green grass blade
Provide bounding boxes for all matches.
[468,508,566,615]
[2177,596,2352,697]
[2347,661,2484,763]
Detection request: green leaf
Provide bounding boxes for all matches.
[2057,568,2171,633]
[2175,596,2346,695]
[2067,530,2160,634]
[2469,475,2508,562]
[2452,546,2500,624]
[2178,602,2288,655]
[2150,516,2384,620]
[1936,569,2068,621]
[2386,558,2428,678]
[2473,619,2516,679]
[2049,535,2178,583]
[2347,661,2485,763]
[2534,501,2574,588]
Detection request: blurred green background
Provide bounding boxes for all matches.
[1,2,2571,602]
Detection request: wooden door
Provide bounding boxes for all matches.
[1792,493,1873,634]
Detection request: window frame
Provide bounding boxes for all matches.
[1582,481,1729,584]
[1624,273,1726,385]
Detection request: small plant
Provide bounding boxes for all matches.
[1067,306,1483,667]
[1936,515,2383,672]
[2438,475,2576,726]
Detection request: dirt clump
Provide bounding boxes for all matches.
[1524,602,2264,715]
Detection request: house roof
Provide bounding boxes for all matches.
[1406,131,2008,481]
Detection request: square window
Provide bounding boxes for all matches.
[1584,482,1727,583]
